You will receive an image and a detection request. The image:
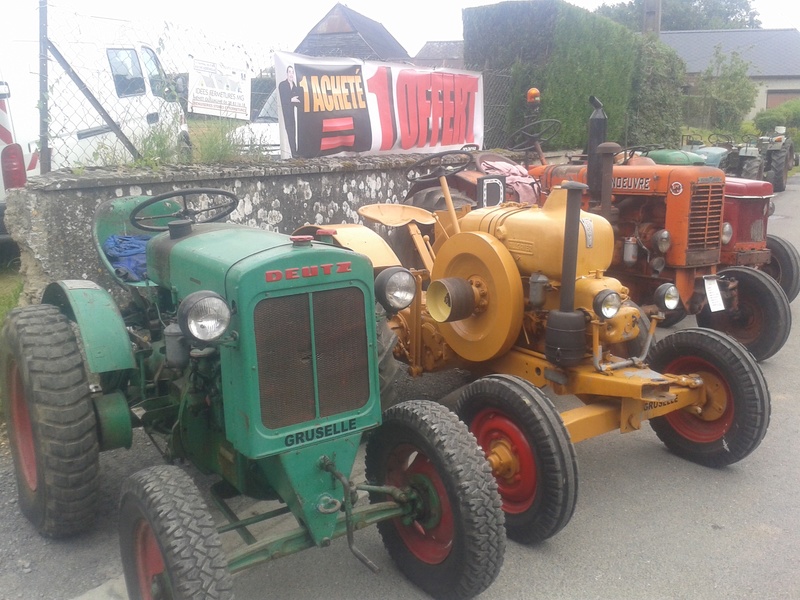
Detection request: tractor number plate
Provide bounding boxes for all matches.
[704,276,725,312]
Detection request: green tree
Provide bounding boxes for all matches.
[693,45,757,130]
[596,0,761,31]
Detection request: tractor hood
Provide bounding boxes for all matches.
[146,223,364,300]
[725,176,774,199]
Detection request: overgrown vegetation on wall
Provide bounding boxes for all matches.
[464,0,685,149]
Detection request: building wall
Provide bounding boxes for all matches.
[749,77,800,119]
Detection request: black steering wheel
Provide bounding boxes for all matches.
[406,151,474,183]
[130,188,240,232]
[708,133,734,145]
[741,134,758,145]
[507,119,562,151]
[614,146,650,165]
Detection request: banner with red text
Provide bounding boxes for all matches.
[274,51,483,159]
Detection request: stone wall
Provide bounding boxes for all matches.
[4,155,434,304]
[5,151,541,304]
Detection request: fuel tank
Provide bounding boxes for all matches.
[458,186,614,280]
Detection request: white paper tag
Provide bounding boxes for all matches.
[704,276,725,312]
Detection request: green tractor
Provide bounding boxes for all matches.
[0,189,506,599]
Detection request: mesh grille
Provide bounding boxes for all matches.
[687,183,724,250]
[254,288,370,430]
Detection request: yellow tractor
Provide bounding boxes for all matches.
[301,151,771,545]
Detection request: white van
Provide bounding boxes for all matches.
[47,42,187,170]
[230,88,280,157]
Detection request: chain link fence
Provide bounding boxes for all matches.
[39,3,513,172]
[40,3,275,172]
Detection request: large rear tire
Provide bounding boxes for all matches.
[695,266,791,361]
[365,400,505,600]
[456,374,578,544]
[0,304,99,537]
[768,147,790,192]
[119,465,234,600]
[739,156,762,181]
[648,328,770,467]
[762,234,800,302]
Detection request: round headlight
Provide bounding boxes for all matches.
[721,222,734,245]
[177,291,231,342]
[593,289,621,320]
[654,283,680,312]
[375,267,416,312]
[653,229,672,253]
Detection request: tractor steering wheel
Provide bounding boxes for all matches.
[741,134,758,145]
[129,188,240,232]
[406,151,474,183]
[708,133,734,145]
[507,119,562,151]
[614,146,650,165]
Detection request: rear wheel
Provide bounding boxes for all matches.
[119,465,234,600]
[740,156,762,181]
[456,374,578,544]
[696,266,791,361]
[0,304,99,537]
[365,400,505,600]
[768,147,790,192]
[762,234,800,302]
[648,328,770,467]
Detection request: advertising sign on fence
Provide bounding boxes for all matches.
[188,58,251,120]
[274,51,483,159]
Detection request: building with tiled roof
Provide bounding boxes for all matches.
[413,41,465,69]
[294,3,411,62]
[659,28,800,117]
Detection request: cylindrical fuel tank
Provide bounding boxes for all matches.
[458,186,614,280]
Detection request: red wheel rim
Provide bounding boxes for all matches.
[133,519,166,600]
[9,362,37,492]
[471,408,537,514]
[385,443,454,564]
[663,356,734,443]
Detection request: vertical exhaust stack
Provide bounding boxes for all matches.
[546,182,589,367]
[586,96,607,206]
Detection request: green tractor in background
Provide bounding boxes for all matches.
[0,189,506,599]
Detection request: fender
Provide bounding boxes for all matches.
[41,280,136,374]
[292,223,401,269]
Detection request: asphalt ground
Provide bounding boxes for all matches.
[1,175,799,600]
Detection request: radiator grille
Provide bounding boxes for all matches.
[253,288,370,430]
[687,183,724,250]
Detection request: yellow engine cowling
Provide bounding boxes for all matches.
[457,186,614,279]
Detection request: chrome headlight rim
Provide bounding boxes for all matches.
[375,266,416,313]
[593,289,622,321]
[721,222,734,245]
[653,229,672,253]
[177,291,232,343]
[654,283,681,312]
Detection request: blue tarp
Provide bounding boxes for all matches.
[103,234,150,281]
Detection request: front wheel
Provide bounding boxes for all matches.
[119,465,234,600]
[696,266,791,361]
[365,400,505,600]
[648,328,770,467]
[762,234,800,302]
[0,304,99,537]
[456,374,578,544]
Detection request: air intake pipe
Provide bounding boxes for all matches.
[545,182,589,367]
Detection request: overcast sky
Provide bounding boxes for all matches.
[2,0,798,142]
